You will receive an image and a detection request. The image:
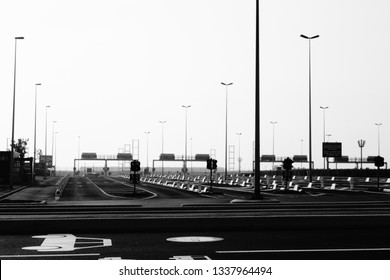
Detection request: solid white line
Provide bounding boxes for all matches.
[216,248,390,254]
[0,253,100,258]
[86,177,128,199]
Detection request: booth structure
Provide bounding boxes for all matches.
[0,151,33,185]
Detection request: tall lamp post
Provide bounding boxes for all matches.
[51,120,57,176]
[159,120,166,175]
[44,106,50,179]
[236,133,242,175]
[221,82,233,180]
[358,140,366,170]
[375,123,382,156]
[54,132,59,174]
[144,132,150,173]
[77,136,80,173]
[33,83,41,181]
[320,106,328,169]
[270,121,277,168]
[182,105,191,174]
[301,34,320,182]
[254,0,261,199]
[9,36,24,188]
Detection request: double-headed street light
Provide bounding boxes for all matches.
[221,82,233,180]
[9,36,24,188]
[182,105,191,173]
[301,34,319,182]
[357,140,366,170]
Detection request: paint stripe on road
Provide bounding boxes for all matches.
[0,253,100,258]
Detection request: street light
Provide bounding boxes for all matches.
[51,120,57,176]
[55,132,59,175]
[254,0,261,199]
[270,121,277,168]
[301,34,320,182]
[159,120,167,175]
[182,105,191,174]
[375,123,382,155]
[357,140,366,170]
[33,83,41,181]
[320,106,329,169]
[221,82,233,180]
[144,132,150,173]
[9,36,24,188]
[236,133,242,175]
[44,105,50,179]
[78,136,80,173]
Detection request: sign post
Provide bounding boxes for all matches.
[282,157,294,190]
[374,156,384,191]
[130,160,141,194]
[207,158,217,193]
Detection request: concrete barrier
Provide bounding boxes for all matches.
[54,173,71,200]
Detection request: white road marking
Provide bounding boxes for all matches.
[22,234,112,252]
[107,177,158,199]
[167,236,223,242]
[0,253,100,258]
[216,247,390,254]
[85,177,128,198]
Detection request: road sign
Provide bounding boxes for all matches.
[322,142,342,158]
[375,156,384,167]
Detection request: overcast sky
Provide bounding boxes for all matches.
[1,0,390,171]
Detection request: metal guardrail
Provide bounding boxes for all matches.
[54,173,71,200]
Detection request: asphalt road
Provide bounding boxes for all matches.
[1,227,390,260]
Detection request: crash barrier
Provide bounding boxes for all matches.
[54,173,71,200]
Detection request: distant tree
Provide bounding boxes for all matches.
[11,138,29,158]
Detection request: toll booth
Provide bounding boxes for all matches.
[0,151,33,185]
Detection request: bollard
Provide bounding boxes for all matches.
[349,177,354,190]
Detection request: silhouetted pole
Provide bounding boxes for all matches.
[182,105,191,173]
[9,36,24,188]
[144,132,150,173]
[33,83,41,181]
[375,123,382,156]
[159,120,166,175]
[270,121,277,169]
[253,0,261,199]
[301,34,319,182]
[44,105,50,179]
[221,82,233,181]
[236,132,242,175]
[51,120,57,176]
[320,106,328,169]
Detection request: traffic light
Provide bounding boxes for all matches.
[212,159,217,169]
[131,160,141,172]
[283,157,294,170]
[207,159,212,170]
